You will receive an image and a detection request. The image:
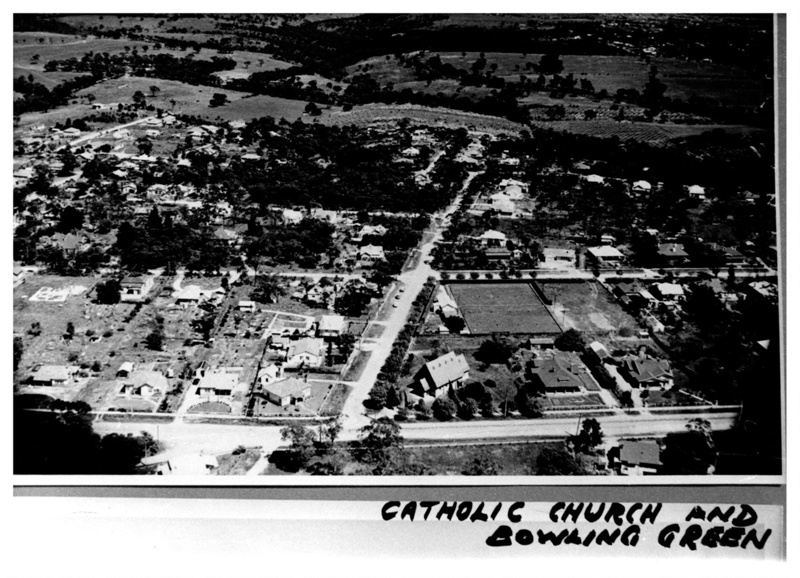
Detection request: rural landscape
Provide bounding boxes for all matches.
[13,13,782,477]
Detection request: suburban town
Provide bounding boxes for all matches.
[13,13,782,476]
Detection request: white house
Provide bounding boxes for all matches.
[587,246,625,264]
[687,184,706,200]
[412,352,470,398]
[358,245,386,264]
[285,338,324,368]
[196,372,238,397]
[119,370,168,397]
[477,230,507,247]
[263,377,311,407]
[317,314,346,338]
[120,276,154,303]
[29,365,72,386]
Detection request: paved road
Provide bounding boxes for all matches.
[338,166,482,436]
[399,411,738,442]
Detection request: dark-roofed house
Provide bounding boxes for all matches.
[29,365,72,386]
[263,377,311,407]
[413,352,470,398]
[657,243,689,265]
[119,370,168,397]
[617,440,662,475]
[619,356,673,389]
[707,243,747,265]
[527,353,596,393]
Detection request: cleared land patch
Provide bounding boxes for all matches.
[448,283,562,335]
[539,281,640,336]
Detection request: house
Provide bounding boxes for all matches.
[196,372,238,397]
[257,363,283,385]
[238,300,257,313]
[477,230,507,247]
[154,454,218,475]
[488,193,516,214]
[317,314,346,338]
[263,377,311,407]
[29,365,72,386]
[353,224,387,243]
[117,361,135,378]
[268,335,291,351]
[654,282,685,301]
[611,281,656,310]
[282,209,304,224]
[485,247,512,260]
[600,234,616,246]
[497,179,526,199]
[527,353,595,393]
[119,370,168,397]
[588,341,611,363]
[50,233,83,256]
[617,440,662,475]
[707,243,747,265]
[120,275,154,302]
[585,174,605,184]
[632,180,652,193]
[175,285,202,305]
[285,338,324,368]
[687,184,706,200]
[587,246,625,264]
[542,247,575,266]
[657,243,689,265]
[619,355,673,389]
[358,245,386,264]
[413,351,470,398]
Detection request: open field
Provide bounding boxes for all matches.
[538,281,640,337]
[405,440,564,475]
[197,93,313,122]
[448,283,562,334]
[341,350,372,382]
[318,383,353,416]
[318,103,525,133]
[214,448,261,475]
[529,119,763,145]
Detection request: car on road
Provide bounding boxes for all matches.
[395,294,401,299]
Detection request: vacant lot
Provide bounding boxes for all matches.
[538,281,639,337]
[214,448,261,475]
[405,440,564,475]
[318,383,353,416]
[448,283,561,334]
[199,93,314,123]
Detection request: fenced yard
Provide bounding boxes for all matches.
[448,283,561,334]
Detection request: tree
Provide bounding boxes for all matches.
[661,418,717,474]
[457,397,478,420]
[65,322,75,340]
[554,328,586,352]
[462,449,500,475]
[95,279,121,304]
[318,417,342,448]
[443,315,466,334]
[280,423,316,470]
[336,333,356,359]
[56,206,84,233]
[515,387,543,418]
[209,93,228,107]
[432,396,456,421]
[304,101,321,116]
[132,90,146,107]
[145,326,165,351]
[475,339,513,365]
[358,417,404,470]
[573,418,603,454]
[250,274,285,304]
[149,85,160,97]
[14,336,23,371]
[306,448,349,475]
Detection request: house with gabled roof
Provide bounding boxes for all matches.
[358,245,386,264]
[285,337,324,368]
[412,351,470,398]
[317,314,346,338]
[619,355,673,389]
[527,353,596,393]
[119,370,168,397]
[657,243,689,265]
[477,230,507,247]
[196,371,238,397]
[263,377,311,407]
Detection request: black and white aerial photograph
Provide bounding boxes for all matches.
[12,12,784,478]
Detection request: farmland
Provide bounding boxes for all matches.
[529,119,764,145]
[447,283,562,335]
